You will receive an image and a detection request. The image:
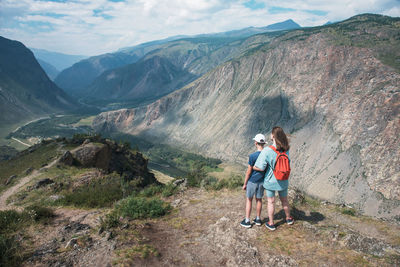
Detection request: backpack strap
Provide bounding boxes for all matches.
[269,145,278,153]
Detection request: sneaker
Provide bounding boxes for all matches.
[286,217,294,225]
[253,218,262,226]
[240,219,252,228]
[265,222,276,231]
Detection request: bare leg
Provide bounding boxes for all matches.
[256,198,262,218]
[279,196,291,219]
[245,197,253,219]
[267,197,275,224]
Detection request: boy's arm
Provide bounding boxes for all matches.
[243,165,252,190]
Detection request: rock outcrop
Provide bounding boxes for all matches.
[93,15,400,219]
[61,138,158,187]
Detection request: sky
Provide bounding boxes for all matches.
[0,0,399,56]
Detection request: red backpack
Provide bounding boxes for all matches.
[269,145,291,180]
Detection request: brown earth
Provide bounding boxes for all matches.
[19,187,400,267]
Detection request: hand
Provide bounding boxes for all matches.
[242,184,247,190]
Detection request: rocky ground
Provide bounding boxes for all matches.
[1,138,399,266]
[3,184,399,266]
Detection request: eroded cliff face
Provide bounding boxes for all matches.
[94,20,400,218]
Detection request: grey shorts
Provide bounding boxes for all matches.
[246,181,264,199]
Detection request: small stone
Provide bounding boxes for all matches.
[49,195,64,201]
[98,227,104,234]
[121,224,129,229]
[173,178,186,186]
[105,231,113,241]
[60,237,65,242]
[82,139,91,145]
[65,238,78,249]
[5,175,17,185]
[25,167,34,175]
[172,199,182,207]
[111,243,117,250]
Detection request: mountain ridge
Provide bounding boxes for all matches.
[93,14,400,219]
[0,36,79,125]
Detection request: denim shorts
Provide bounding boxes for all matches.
[266,188,288,198]
[246,181,264,199]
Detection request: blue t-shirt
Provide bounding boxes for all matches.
[248,151,265,183]
[254,146,290,191]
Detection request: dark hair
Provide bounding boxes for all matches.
[272,126,290,152]
[256,142,265,147]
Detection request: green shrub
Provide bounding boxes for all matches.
[202,175,242,191]
[100,211,121,229]
[0,206,54,266]
[0,210,28,234]
[116,197,171,220]
[57,178,123,208]
[341,208,356,216]
[137,184,163,197]
[24,205,54,223]
[0,234,22,267]
[161,182,178,197]
[187,164,207,187]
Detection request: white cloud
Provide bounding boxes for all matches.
[0,0,398,56]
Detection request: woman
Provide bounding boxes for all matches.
[253,126,294,231]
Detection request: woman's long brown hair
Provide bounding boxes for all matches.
[272,126,290,152]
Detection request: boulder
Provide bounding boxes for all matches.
[25,167,34,175]
[35,178,54,189]
[59,151,74,166]
[71,143,111,171]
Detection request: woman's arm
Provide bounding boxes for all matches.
[253,166,263,171]
[254,149,268,171]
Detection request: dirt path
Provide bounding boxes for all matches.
[0,158,58,210]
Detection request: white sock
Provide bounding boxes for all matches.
[245,218,250,223]
[256,216,260,220]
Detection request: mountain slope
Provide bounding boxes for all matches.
[37,59,60,80]
[30,48,87,72]
[55,20,298,98]
[0,36,78,125]
[93,14,400,219]
[84,56,196,103]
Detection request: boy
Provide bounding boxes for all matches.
[240,134,266,228]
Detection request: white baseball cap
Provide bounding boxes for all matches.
[253,134,266,144]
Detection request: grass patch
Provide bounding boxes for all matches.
[0,206,54,266]
[55,175,124,209]
[116,196,171,220]
[202,175,242,190]
[303,196,321,208]
[114,244,159,265]
[101,196,171,230]
[339,207,357,216]
[0,141,60,189]
[7,115,93,140]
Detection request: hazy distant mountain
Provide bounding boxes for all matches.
[55,52,142,97]
[56,19,300,98]
[37,59,60,81]
[30,48,87,72]
[84,56,196,103]
[196,19,301,38]
[0,36,78,125]
[94,14,400,219]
